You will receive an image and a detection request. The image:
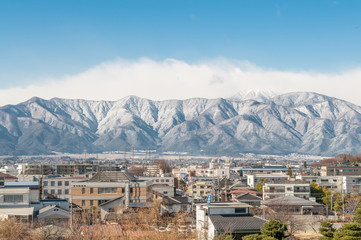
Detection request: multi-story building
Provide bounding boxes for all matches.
[172,168,188,179]
[321,166,361,176]
[187,178,219,201]
[42,176,86,201]
[0,181,40,222]
[297,175,361,194]
[22,164,53,175]
[263,180,310,200]
[247,174,289,188]
[241,166,294,176]
[139,176,175,197]
[143,164,161,177]
[71,171,152,209]
[139,176,175,187]
[55,164,98,175]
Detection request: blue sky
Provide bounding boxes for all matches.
[1,0,361,105]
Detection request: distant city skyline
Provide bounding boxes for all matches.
[0,1,361,105]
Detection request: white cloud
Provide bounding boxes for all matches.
[1,57,361,106]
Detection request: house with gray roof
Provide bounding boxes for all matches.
[196,202,267,240]
[234,193,262,207]
[261,195,326,215]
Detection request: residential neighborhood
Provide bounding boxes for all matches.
[1,153,361,239]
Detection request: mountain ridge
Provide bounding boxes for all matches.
[1,92,361,156]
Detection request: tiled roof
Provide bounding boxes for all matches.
[236,193,262,201]
[162,195,190,205]
[209,214,267,232]
[89,171,136,182]
[39,204,69,214]
[0,172,17,180]
[261,196,322,206]
[230,189,259,194]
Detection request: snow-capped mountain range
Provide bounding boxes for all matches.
[1,91,361,156]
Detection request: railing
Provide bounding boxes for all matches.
[263,189,285,193]
[293,189,310,193]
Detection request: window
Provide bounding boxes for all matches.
[98,187,117,194]
[82,188,86,194]
[235,208,247,214]
[65,189,69,194]
[44,189,48,194]
[82,200,85,206]
[166,179,169,182]
[90,200,93,206]
[51,181,55,186]
[98,200,108,205]
[4,195,23,203]
[65,181,69,186]
[121,188,125,193]
[58,189,62,195]
[130,188,133,194]
[58,181,62,186]
[90,188,94,194]
[51,189,55,195]
[43,181,48,186]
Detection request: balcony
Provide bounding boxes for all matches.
[264,189,285,193]
[294,189,310,193]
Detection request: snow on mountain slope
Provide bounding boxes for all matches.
[228,89,279,102]
[0,92,361,156]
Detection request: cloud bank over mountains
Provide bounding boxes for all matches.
[1,58,361,106]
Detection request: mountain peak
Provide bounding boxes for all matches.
[228,89,280,102]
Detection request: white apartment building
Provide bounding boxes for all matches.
[247,174,289,188]
[139,176,175,197]
[139,176,175,187]
[297,175,361,194]
[263,180,310,200]
[0,181,40,222]
[187,178,219,201]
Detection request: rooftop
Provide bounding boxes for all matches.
[235,193,262,201]
[262,196,322,206]
[198,202,252,209]
[230,189,259,195]
[242,166,292,170]
[89,171,136,182]
[4,181,39,189]
[0,172,18,180]
[209,214,267,232]
[0,207,34,216]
